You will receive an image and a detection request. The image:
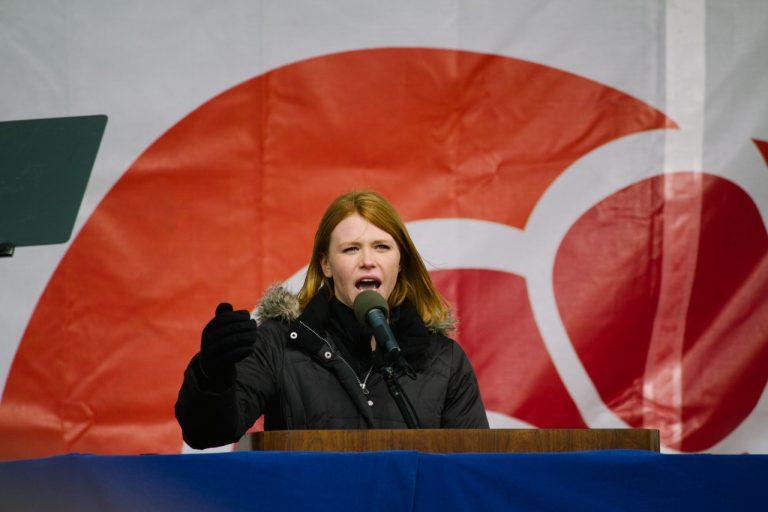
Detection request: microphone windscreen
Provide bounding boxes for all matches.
[353,290,389,326]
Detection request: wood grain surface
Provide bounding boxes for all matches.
[246,429,660,453]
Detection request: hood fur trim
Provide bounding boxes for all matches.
[254,283,456,335]
[427,310,458,336]
[255,283,302,325]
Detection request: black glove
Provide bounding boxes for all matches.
[198,302,258,386]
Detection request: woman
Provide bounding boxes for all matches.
[176,191,488,449]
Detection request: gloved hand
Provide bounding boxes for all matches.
[198,302,258,386]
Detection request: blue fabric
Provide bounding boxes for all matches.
[1,450,765,511]
[414,450,767,511]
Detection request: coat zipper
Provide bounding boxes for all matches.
[298,320,374,398]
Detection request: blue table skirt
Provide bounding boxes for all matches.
[1,450,766,511]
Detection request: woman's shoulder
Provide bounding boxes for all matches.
[426,333,467,362]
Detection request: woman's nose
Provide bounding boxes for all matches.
[359,247,376,267]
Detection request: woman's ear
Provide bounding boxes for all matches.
[320,254,332,278]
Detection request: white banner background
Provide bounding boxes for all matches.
[1,0,767,456]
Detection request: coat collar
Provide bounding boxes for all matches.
[254,284,451,365]
[292,288,335,355]
[255,283,454,335]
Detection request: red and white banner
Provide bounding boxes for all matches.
[1,1,767,459]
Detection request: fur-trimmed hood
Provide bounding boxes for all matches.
[254,284,302,325]
[254,283,456,335]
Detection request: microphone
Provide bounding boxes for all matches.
[353,290,401,358]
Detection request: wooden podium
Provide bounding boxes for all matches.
[243,429,660,453]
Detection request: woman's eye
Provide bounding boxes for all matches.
[376,244,390,250]
[343,247,358,253]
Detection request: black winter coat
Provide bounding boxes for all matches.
[176,286,488,449]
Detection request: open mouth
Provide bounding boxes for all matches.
[355,278,382,291]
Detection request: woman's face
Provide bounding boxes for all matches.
[321,213,401,308]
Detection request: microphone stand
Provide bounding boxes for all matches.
[377,352,422,429]
[354,293,422,429]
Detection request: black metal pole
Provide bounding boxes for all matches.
[381,364,421,429]
[0,242,15,257]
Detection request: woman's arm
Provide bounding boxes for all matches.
[174,320,284,449]
[441,341,490,428]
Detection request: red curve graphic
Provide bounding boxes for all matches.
[0,48,669,459]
